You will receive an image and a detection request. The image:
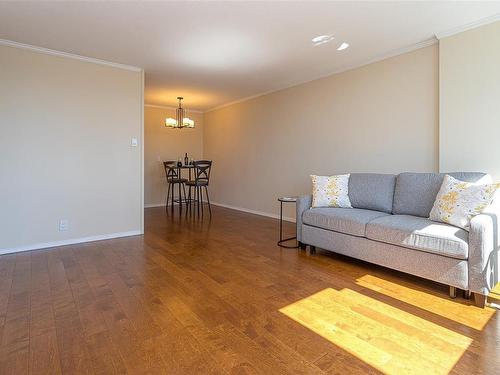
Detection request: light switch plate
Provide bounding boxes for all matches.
[131,137,138,147]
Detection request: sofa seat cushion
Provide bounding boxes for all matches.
[302,208,390,237]
[366,215,469,260]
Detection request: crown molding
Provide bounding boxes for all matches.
[205,90,280,114]
[144,103,204,113]
[0,38,142,72]
[435,13,500,39]
[205,37,437,113]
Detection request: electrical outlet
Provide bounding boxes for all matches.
[59,219,69,231]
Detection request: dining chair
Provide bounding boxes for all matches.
[186,160,212,215]
[163,161,187,210]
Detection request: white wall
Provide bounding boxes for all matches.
[203,45,439,219]
[144,105,203,206]
[439,21,500,181]
[0,44,143,252]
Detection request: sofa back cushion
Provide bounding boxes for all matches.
[348,173,397,213]
[392,172,490,218]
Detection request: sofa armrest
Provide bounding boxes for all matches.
[296,195,312,242]
[469,211,500,295]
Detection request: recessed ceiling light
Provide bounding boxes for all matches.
[337,42,349,51]
[312,35,334,46]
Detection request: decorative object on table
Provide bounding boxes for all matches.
[163,161,187,210]
[177,158,182,167]
[184,153,189,165]
[165,97,195,129]
[429,174,500,230]
[186,160,212,215]
[277,197,299,248]
[311,174,352,208]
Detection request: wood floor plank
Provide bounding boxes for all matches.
[0,254,31,374]
[71,243,169,374]
[47,249,94,375]
[0,256,16,328]
[29,251,62,375]
[103,242,238,374]
[0,255,17,366]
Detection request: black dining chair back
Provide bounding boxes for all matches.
[163,161,187,210]
[163,161,180,182]
[186,160,213,215]
[193,160,212,185]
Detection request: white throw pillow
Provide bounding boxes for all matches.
[429,174,500,230]
[311,174,352,208]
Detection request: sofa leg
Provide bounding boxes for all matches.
[309,245,316,254]
[298,242,307,250]
[473,293,486,308]
[463,290,471,300]
[449,286,457,299]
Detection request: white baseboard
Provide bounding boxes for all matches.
[0,230,143,255]
[146,201,296,223]
[211,202,296,223]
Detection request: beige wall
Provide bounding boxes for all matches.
[144,106,203,206]
[439,21,500,182]
[0,44,143,252]
[204,45,439,220]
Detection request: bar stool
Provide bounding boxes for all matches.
[186,160,212,215]
[163,161,187,210]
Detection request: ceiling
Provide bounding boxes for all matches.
[1,2,499,111]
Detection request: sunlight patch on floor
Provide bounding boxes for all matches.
[355,274,496,330]
[491,282,500,296]
[489,282,500,304]
[280,288,472,375]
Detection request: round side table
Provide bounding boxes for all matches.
[277,197,299,248]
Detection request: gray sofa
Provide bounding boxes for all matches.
[296,172,500,307]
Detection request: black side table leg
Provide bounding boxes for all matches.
[277,198,299,248]
[279,201,283,242]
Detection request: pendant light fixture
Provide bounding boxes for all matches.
[165,97,195,128]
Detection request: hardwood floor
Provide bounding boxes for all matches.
[0,205,498,374]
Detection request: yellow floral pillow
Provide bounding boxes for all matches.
[311,174,352,208]
[429,175,500,230]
